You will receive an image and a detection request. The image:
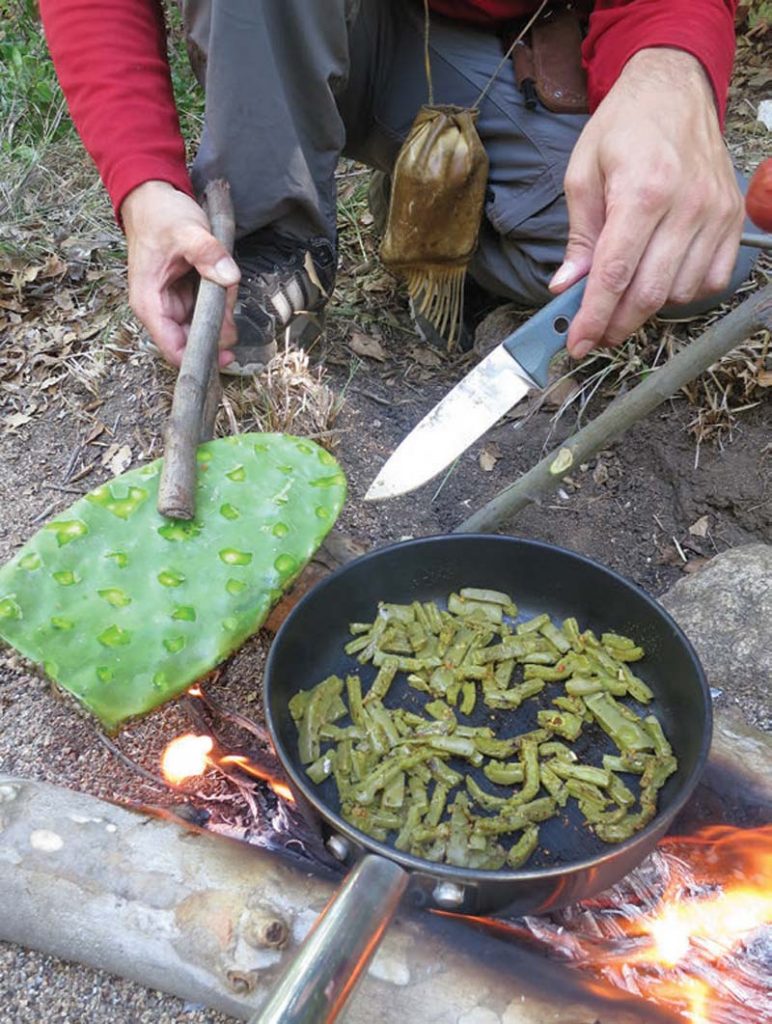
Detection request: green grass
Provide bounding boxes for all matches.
[0,0,203,160]
[0,0,70,157]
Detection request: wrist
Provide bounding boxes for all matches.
[621,47,714,105]
[120,180,183,233]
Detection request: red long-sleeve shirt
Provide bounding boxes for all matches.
[38,1,737,221]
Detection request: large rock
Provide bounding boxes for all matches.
[660,544,771,731]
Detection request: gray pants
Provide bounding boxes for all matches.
[183,0,755,310]
[183,0,586,306]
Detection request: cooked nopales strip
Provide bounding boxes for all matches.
[290,592,677,869]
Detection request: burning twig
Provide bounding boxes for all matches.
[158,692,340,871]
[186,678,272,747]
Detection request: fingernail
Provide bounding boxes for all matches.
[571,339,595,359]
[550,261,576,289]
[213,256,239,285]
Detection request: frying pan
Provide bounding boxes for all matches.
[255,535,711,1024]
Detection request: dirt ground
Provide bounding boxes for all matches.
[0,20,771,1024]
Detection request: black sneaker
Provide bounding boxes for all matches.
[226,228,336,376]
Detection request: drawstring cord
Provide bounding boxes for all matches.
[421,0,550,110]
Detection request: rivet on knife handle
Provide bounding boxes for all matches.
[503,277,587,389]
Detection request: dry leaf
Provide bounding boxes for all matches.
[758,369,772,388]
[4,412,32,429]
[349,331,386,362]
[408,345,442,368]
[361,274,392,294]
[109,444,133,476]
[479,446,499,472]
[84,421,106,445]
[592,460,609,486]
[688,515,710,538]
[542,376,580,410]
[682,557,710,575]
[39,254,69,279]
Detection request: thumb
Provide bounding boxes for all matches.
[180,225,240,287]
[549,163,605,293]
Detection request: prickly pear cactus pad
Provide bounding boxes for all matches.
[0,433,346,730]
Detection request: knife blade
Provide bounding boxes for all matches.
[365,277,587,501]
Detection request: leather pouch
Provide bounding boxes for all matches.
[508,7,588,114]
[380,104,489,347]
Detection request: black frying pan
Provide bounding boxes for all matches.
[254,536,711,1024]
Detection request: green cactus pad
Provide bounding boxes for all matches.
[0,433,346,730]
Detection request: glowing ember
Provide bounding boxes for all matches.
[220,753,296,804]
[160,734,213,784]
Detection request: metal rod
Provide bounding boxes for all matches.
[250,854,408,1024]
[740,231,772,250]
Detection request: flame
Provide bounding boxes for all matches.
[439,826,772,1024]
[608,826,772,1023]
[160,733,213,784]
[220,753,296,804]
[642,885,771,967]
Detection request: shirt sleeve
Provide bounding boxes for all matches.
[583,0,738,127]
[38,0,194,222]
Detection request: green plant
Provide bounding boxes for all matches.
[0,0,70,155]
[0,433,347,730]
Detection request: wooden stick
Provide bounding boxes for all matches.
[200,358,222,443]
[157,179,235,519]
[455,283,772,534]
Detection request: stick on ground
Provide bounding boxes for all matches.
[157,180,236,520]
[456,283,772,534]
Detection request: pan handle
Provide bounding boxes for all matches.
[249,854,409,1024]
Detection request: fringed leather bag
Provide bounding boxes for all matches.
[379,0,549,348]
[379,104,489,347]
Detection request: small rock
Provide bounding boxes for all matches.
[688,515,710,538]
[660,544,772,728]
[757,98,772,131]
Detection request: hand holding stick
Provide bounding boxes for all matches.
[157,180,236,520]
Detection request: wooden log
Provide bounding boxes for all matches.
[157,179,235,520]
[1,707,767,1023]
[0,781,672,1024]
[455,283,772,534]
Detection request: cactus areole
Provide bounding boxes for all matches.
[0,434,346,730]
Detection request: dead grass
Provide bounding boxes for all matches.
[216,349,342,449]
[549,265,771,448]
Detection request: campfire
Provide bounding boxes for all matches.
[462,825,772,1024]
[157,684,772,1024]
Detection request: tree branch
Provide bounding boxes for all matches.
[456,284,772,534]
[157,180,235,519]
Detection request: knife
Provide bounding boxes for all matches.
[365,277,587,501]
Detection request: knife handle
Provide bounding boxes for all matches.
[502,277,587,388]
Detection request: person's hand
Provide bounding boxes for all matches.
[550,48,744,360]
[121,180,240,368]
